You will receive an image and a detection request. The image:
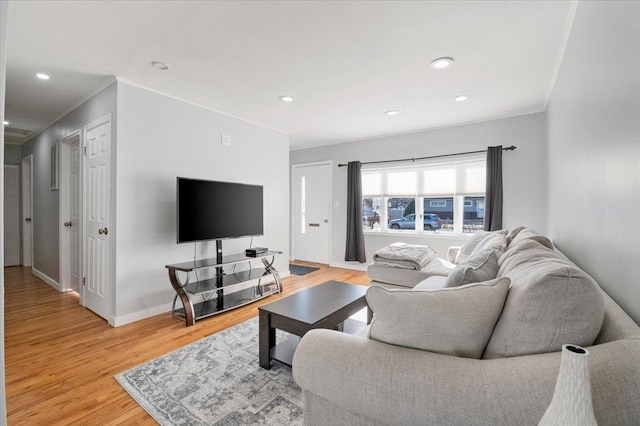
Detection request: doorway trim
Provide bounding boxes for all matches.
[59,130,83,295]
[290,160,333,264]
[21,155,33,267]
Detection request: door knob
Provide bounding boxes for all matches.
[324,219,329,223]
[98,227,108,235]
[64,222,72,227]
[25,217,32,222]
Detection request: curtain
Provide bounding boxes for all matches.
[484,146,503,231]
[345,161,366,262]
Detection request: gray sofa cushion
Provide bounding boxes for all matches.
[444,248,500,287]
[456,230,508,264]
[471,232,507,257]
[413,275,448,290]
[484,239,605,359]
[455,231,489,264]
[367,257,456,288]
[507,228,553,250]
[367,277,511,359]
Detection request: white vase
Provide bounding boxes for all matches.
[538,344,597,426]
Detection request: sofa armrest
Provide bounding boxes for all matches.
[293,330,640,426]
[447,245,462,263]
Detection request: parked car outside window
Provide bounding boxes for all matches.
[388,213,442,230]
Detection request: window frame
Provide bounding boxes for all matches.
[361,154,486,235]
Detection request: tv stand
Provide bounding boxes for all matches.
[166,250,282,327]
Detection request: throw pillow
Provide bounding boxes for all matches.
[471,232,507,257]
[455,231,489,263]
[444,248,499,287]
[366,277,511,359]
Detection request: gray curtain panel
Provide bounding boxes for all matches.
[484,146,503,231]
[345,161,366,262]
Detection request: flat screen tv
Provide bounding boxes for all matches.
[177,177,264,244]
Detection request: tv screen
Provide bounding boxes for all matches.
[177,177,264,244]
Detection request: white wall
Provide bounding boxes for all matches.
[547,1,640,324]
[20,82,117,285]
[114,82,290,324]
[290,112,548,268]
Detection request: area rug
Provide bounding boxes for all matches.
[115,317,302,425]
[289,264,319,276]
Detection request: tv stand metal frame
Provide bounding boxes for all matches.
[166,250,282,327]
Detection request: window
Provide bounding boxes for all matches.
[361,155,486,233]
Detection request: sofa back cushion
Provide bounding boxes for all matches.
[483,239,604,359]
[367,277,511,359]
[507,228,554,251]
[444,248,499,287]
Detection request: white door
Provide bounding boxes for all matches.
[4,165,21,266]
[67,140,81,292]
[292,163,331,264]
[84,118,111,320]
[21,156,33,267]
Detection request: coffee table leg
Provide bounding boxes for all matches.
[259,310,276,369]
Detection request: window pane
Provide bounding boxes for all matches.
[387,197,415,231]
[463,196,485,233]
[301,176,306,234]
[385,171,416,196]
[362,172,381,196]
[424,197,453,233]
[362,197,381,230]
[422,167,455,195]
[457,162,486,195]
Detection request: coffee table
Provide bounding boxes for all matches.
[258,280,372,369]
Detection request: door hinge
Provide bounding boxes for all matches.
[83,146,87,155]
[83,277,86,286]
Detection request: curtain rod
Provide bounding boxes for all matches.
[337,145,517,167]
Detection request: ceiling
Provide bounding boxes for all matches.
[4,1,574,149]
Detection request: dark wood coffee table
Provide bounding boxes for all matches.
[258,280,372,369]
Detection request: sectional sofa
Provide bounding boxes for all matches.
[292,228,640,425]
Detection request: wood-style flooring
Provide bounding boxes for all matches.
[4,262,368,425]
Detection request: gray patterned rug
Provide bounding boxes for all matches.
[115,317,302,425]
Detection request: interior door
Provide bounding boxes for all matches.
[4,165,20,266]
[21,156,33,267]
[68,140,81,292]
[292,163,331,264]
[84,118,111,320]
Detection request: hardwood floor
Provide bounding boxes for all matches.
[4,263,368,425]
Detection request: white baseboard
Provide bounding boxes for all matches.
[32,268,62,292]
[110,302,173,327]
[329,261,369,272]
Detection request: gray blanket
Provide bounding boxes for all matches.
[373,242,436,270]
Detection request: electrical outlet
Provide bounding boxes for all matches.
[221,134,231,146]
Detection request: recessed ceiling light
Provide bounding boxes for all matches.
[279,95,294,102]
[151,61,170,71]
[385,110,399,116]
[430,57,454,70]
[36,73,50,80]
[3,121,8,126]
[453,95,470,102]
